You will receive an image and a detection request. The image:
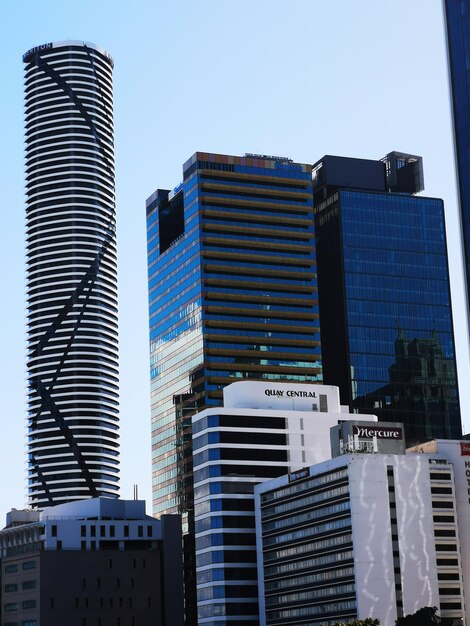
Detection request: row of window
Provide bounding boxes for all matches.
[262,485,349,519]
[265,565,354,592]
[267,599,356,621]
[4,600,36,611]
[265,534,352,563]
[77,525,153,539]
[4,581,36,592]
[263,515,351,548]
[263,501,350,534]
[264,549,353,579]
[266,582,355,607]
[4,561,36,575]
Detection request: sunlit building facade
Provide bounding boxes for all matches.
[146,152,321,519]
[314,152,461,446]
[147,153,320,623]
[23,41,119,508]
[255,442,468,626]
[192,381,376,626]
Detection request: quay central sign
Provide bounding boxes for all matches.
[264,389,317,398]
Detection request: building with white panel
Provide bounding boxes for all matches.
[192,380,377,626]
[255,438,467,626]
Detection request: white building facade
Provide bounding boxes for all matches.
[192,381,377,626]
[255,443,467,626]
[23,41,119,507]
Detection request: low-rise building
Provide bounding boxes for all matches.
[0,498,183,626]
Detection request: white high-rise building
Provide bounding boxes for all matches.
[23,41,119,507]
[192,380,378,625]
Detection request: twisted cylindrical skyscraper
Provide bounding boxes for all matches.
[23,41,119,507]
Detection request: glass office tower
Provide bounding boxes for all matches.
[445,0,470,315]
[146,152,321,519]
[24,41,119,507]
[147,153,320,624]
[314,152,461,446]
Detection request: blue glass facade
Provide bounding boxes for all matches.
[315,184,461,445]
[146,152,321,518]
[445,0,470,310]
[147,152,321,624]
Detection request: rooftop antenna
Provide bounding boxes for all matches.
[133,484,139,500]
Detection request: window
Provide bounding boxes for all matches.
[4,564,18,574]
[4,603,18,612]
[22,600,36,610]
[147,526,153,538]
[90,526,96,537]
[434,529,456,537]
[23,621,37,626]
[81,525,86,537]
[124,525,129,537]
[431,487,453,495]
[110,525,115,538]
[22,581,36,590]
[100,526,105,538]
[138,526,143,538]
[51,525,57,537]
[56,540,62,550]
[22,561,36,571]
[4,584,18,592]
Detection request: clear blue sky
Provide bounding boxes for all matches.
[0,0,468,523]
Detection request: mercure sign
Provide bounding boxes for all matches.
[352,425,402,440]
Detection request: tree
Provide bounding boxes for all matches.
[331,617,380,626]
[395,606,441,625]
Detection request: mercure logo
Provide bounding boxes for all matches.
[352,425,402,439]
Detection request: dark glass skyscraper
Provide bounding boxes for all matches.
[445,0,470,314]
[24,41,119,507]
[146,151,321,517]
[314,152,461,445]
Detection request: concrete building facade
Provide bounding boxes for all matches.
[255,439,468,626]
[0,498,183,626]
